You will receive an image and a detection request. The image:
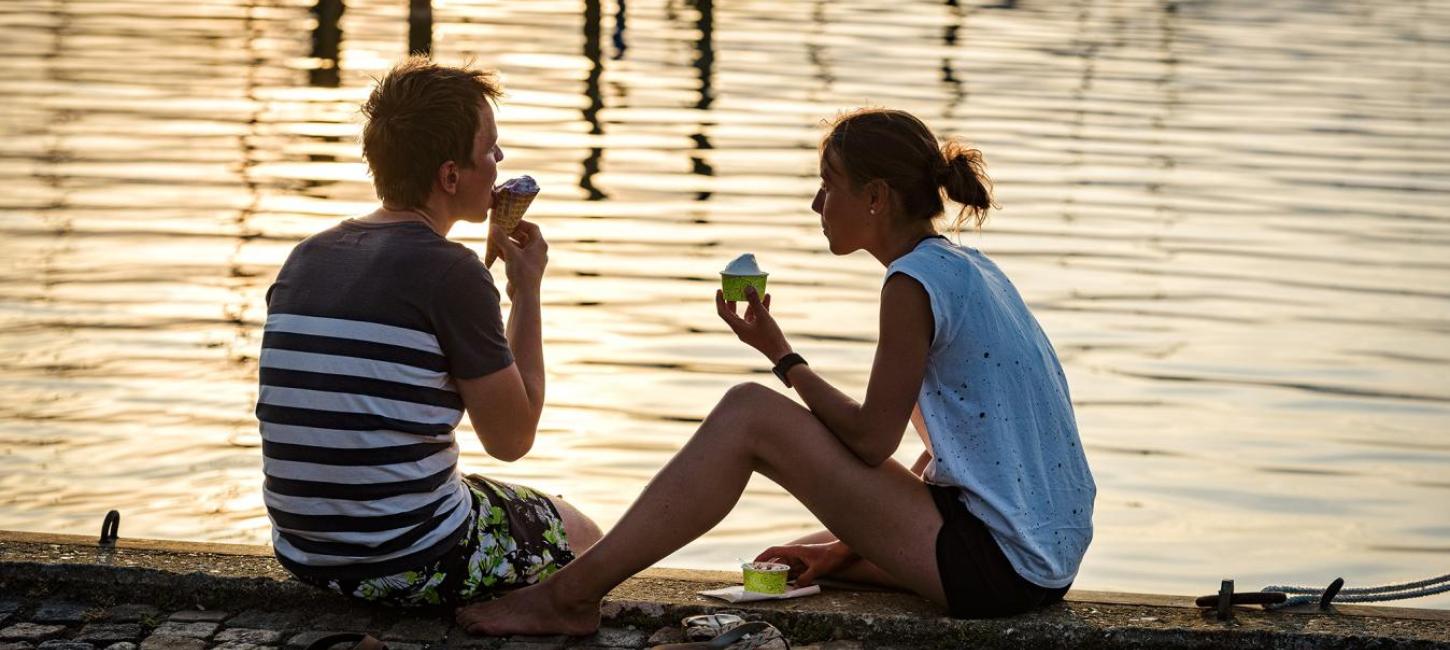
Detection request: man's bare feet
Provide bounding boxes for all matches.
[455,582,601,637]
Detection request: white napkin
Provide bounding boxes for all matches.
[698,584,822,603]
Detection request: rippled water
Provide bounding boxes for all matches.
[2,0,1448,606]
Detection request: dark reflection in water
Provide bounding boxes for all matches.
[582,0,607,201]
[409,0,432,56]
[310,0,343,88]
[0,0,1448,608]
[691,0,714,202]
[612,0,628,60]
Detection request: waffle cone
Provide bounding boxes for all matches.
[491,188,538,233]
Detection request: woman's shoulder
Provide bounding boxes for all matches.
[888,237,984,281]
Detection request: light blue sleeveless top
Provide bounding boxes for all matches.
[888,237,1095,588]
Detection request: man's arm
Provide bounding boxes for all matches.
[506,282,545,420]
[460,273,544,465]
[456,363,536,462]
[457,219,549,462]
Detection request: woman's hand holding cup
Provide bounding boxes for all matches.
[716,285,791,363]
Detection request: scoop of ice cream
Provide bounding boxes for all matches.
[743,561,789,572]
[721,253,765,276]
[498,175,539,195]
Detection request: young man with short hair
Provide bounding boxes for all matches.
[256,57,599,607]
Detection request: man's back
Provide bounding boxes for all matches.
[257,219,512,579]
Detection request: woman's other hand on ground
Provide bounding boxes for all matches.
[716,285,791,363]
[490,219,548,298]
[754,541,856,587]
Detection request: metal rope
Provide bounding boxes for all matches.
[1262,573,1450,609]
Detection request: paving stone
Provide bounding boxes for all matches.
[283,631,349,650]
[0,604,19,629]
[442,626,502,649]
[35,642,94,650]
[138,637,205,650]
[32,602,92,625]
[0,625,67,643]
[103,606,158,624]
[75,624,142,644]
[101,644,137,650]
[212,629,282,645]
[306,614,371,633]
[645,626,683,647]
[222,612,303,632]
[144,623,215,641]
[499,635,569,649]
[497,642,566,650]
[506,635,568,645]
[379,618,445,643]
[163,611,226,624]
[576,627,649,648]
[210,644,278,650]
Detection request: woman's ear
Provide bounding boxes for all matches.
[865,179,889,215]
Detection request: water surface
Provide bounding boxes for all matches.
[1,0,1448,606]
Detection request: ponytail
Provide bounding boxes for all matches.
[937,139,996,232]
[823,108,998,232]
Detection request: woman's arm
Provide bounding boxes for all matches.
[909,448,933,477]
[717,273,933,467]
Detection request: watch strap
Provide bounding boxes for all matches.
[772,353,808,387]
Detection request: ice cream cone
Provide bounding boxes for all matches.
[491,175,540,233]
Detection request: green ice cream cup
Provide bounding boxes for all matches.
[741,561,789,595]
[720,273,768,302]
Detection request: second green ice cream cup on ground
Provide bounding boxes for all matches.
[741,561,789,595]
[720,273,768,302]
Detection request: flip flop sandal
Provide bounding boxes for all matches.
[683,613,745,641]
[651,621,790,650]
[304,632,388,650]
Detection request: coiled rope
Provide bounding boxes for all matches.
[1261,573,1450,609]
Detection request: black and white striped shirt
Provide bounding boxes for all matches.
[257,220,513,580]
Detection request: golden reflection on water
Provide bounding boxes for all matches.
[1,0,1448,606]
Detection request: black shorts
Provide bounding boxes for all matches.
[929,483,1070,618]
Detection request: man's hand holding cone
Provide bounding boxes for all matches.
[485,175,540,268]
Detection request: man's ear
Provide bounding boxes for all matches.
[438,161,460,194]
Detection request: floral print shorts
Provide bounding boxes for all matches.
[296,474,575,608]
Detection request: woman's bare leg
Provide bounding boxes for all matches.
[456,383,946,636]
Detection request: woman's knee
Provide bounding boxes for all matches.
[704,382,794,445]
[720,381,779,407]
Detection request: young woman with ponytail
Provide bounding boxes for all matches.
[457,109,1096,634]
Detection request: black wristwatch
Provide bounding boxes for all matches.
[772,352,808,388]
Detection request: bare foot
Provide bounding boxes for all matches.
[455,582,601,637]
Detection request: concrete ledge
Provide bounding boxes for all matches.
[2,530,1447,648]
